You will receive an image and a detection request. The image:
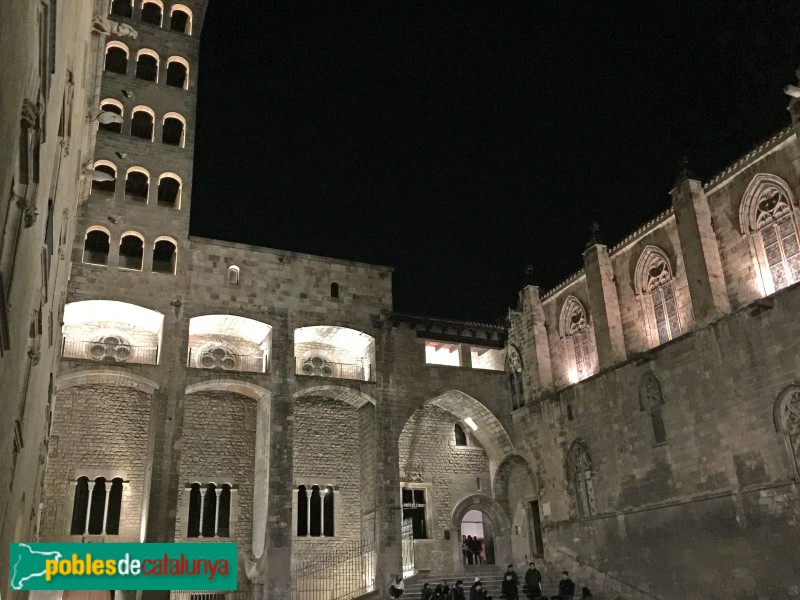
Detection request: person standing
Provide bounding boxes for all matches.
[551,571,575,600]
[466,536,474,564]
[452,580,466,600]
[472,537,483,565]
[502,572,519,600]
[462,535,470,566]
[525,562,542,599]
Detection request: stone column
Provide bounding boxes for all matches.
[583,243,626,368]
[671,175,730,326]
[520,286,553,396]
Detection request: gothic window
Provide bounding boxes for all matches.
[152,238,177,274]
[454,423,468,446]
[639,373,666,444]
[170,6,192,34]
[775,386,800,477]
[740,174,800,295]
[119,233,144,270]
[507,344,524,409]
[567,440,597,518]
[157,173,181,208]
[140,1,163,26]
[635,246,681,345]
[135,50,159,82]
[296,484,334,537]
[104,42,128,75]
[187,482,233,538]
[70,476,124,535]
[166,57,189,89]
[83,227,110,265]
[559,296,594,382]
[131,107,154,140]
[401,487,427,539]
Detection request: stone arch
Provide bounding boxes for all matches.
[634,245,681,345]
[558,295,595,383]
[773,384,800,478]
[293,385,376,408]
[184,380,271,560]
[57,369,160,394]
[634,245,675,294]
[451,493,514,568]
[493,453,536,512]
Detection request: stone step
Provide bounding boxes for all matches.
[399,567,564,600]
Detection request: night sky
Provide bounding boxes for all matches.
[192,2,800,322]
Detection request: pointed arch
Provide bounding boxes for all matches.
[635,246,681,345]
[774,385,800,477]
[567,439,597,517]
[739,173,800,295]
[559,296,594,383]
[639,373,667,444]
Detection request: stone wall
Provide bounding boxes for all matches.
[40,383,152,542]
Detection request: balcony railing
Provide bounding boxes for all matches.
[187,347,268,374]
[61,338,159,365]
[295,357,374,382]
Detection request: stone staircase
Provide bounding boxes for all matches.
[399,564,564,600]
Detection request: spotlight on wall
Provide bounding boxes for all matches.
[784,85,800,99]
[464,417,478,431]
[96,111,124,125]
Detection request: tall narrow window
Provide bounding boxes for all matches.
[140,1,163,26]
[507,345,524,409]
[635,246,681,345]
[454,423,468,446]
[105,478,123,535]
[119,233,144,270]
[70,477,90,535]
[640,373,666,444]
[153,239,177,274]
[330,282,339,298]
[201,484,217,537]
[227,265,240,285]
[83,228,110,265]
[560,296,594,382]
[776,386,800,478]
[309,485,322,536]
[323,486,334,537]
[104,43,128,75]
[296,485,308,536]
[187,483,201,537]
[401,488,427,539]
[87,478,107,534]
[741,174,800,295]
[218,485,231,537]
[567,440,596,518]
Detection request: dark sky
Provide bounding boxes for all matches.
[192,2,800,322]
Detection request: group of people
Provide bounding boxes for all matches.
[388,565,592,600]
[461,535,484,565]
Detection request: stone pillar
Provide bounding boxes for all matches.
[583,244,626,368]
[520,286,553,396]
[671,176,730,326]
[458,343,472,368]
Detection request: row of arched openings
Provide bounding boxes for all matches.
[296,485,334,537]
[98,99,187,146]
[104,43,189,89]
[110,0,192,34]
[91,160,181,207]
[70,477,123,535]
[187,483,232,538]
[83,227,177,274]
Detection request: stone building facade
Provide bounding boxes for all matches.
[19,1,800,599]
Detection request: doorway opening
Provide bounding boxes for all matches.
[527,501,544,557]
[460,510,495,565]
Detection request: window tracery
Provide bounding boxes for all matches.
[635,246,681,345]
[560,296,594,382]
[567,440,596,517]
[776,387,800,477]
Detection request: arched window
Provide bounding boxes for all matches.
[70,477,90,535]
[740,174,800,295]
[83,227,111,265]
[296,485,308,536]
[140,1,163,26]
[323,486,334,537]
[87,478,107,535]
[91,160,117,194]
[187,483,201,537]
[110,0,133,18]
[635,246,681,345]
[119,232,144,270]
[201,484,217,537]
[566,404,574,421]
[639,373,666,444]
[105,478,124,535]
[309,485,322,536]
[170,5,192,34]
[567,440,596,517]
[166,57,189,89]
[218,484,232,537]
[775,386,800,477]
[454,423,468,446]
[507,344,524,409]
[157,173,181,208]
[125,167,149,201]
[162,113,185,146]
[131,107,154,140]
[228,265,240,285]
[153,238,177,274]
[330,282,339,298]
[135,49,159,82]
[99,99,123,133]
[104,42,129,75]
[560,296,594,383]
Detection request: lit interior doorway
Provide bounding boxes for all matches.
[460,510,495,565]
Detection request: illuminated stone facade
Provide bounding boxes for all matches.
[18,1,800,599]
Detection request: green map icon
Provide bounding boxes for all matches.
[10,543,63,590]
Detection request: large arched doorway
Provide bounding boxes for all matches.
[451,495,511,571]
[460,509,495,565]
